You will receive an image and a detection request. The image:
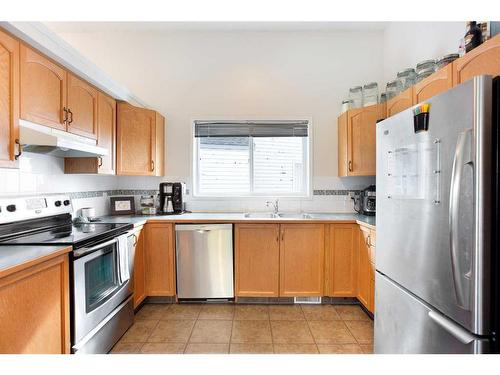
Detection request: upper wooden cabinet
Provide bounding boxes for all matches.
[0,29,20,168]
[144,222,175,296]
[117,102,165,176]
[338,103,385,177]
[279,224,325,296]
[386,86,414,117]
[413,64,453,105]
[20,44,67,131]
[453,34,500,85]
[67,73,98,139]
[235,224,280,297]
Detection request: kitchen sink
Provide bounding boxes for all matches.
[243,212,312,219]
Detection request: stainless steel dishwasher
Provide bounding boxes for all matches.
[175,224,234,300]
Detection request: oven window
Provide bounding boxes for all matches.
[85,247,118,312]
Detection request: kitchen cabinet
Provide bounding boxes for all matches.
[66,73,98,139]
[453,34,500,85]
[338,103,385,177]
[386,86,414,117]
[413,64,454,104]
[20,44,67,131]
[357,225,376,313]
[0,251,70,354]
[117,102,165,176]
[0,29,20,168]
[279,224,325,296]
[235,224,280,297]
[144,222,175,296]
[326,224,358,297]
[131,226,146,308]
[64,91,116,174]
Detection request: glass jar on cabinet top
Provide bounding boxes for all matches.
[416,59,437,75]
[416,67,436,83]
[396,68,417,90]
[349,86,363,108]
[386,79,403,100]
[341,99,353,113]
[437,53,459,69]
[362,82,379,107]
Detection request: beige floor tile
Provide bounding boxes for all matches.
[334,305,370,321]
[317,344,363,354]
[147,320,195,343]
[162,304,202,320]
[110,342,144,354]
[184,343,229,354]
[234,305,269,320]
[269,305,305,321]
[198,304,235,320]
[140,342,186,354]
[270,320,314,344]
[135,303,171,321]
[301,305,341,321]
[361,343,374,354]
[189,320,233,343]
[308,320,357,344]
[231,320,272,343]
[345,321,374,344]
[230,343,274,354]
[120,320,158,343]
[273,344,318,354]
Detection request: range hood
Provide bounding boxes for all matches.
[19,120,108,158]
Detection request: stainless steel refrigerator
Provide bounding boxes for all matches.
[375,75,499,354]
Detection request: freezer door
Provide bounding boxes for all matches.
[376,76,493,335]
[374,272,488,354]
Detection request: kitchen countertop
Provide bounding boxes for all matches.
[0,245,71,278]
[98,212,376,228]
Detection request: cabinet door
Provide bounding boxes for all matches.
[453,34,500,84]
[67,73,98,139]
[235,224,280,297]
[132,226,146,308]
[20,44,67,130]
[117,103,156,176]
[337,112,349,177]
[144,222,175,296]
[280,224,325,296]
[347,104,381,176]
[357,226,371,309]
[154,112,165,176]
[97,92,116,174]
[413,65,453,104]
[386,86,414,117]
[0,254,70,354]
[328,224,358,297]
[0,29,19,168]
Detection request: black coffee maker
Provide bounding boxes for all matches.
[159,182,185,215]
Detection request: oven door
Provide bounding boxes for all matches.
[73,234,131,345]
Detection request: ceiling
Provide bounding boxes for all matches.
[43,21,387,33]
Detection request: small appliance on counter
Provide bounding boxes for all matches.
[351,185,376,216]
[158,182,186,215]
[74,207,101,223]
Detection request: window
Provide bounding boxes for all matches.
[193,120,310,197]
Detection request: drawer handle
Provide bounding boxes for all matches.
[348,161,353,172]
[151,160,155,172]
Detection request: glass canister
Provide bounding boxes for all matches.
[416,67,436,83]
[341,99,353,113]
[386,79,403,100]
[349,86,363,109]
[362,82,379,107]
[396,68,417,90]
[416,59,437,75]
[379,92,387,103]
[437,53,460,69]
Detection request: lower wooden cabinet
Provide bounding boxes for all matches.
[144,222,175,296]
[235,224,280,297]
[0,252,70,354]
[131,225,146,308]
[327,224,358,297]
[280,224,325,297]
[357,225,376,313]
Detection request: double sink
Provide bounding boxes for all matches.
[243,212,318,219]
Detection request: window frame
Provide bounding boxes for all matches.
[191,118,313,199]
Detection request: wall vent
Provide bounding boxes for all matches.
[294,296,322,304]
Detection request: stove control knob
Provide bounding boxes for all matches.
[54,200,62,207]
[6,204,16,212]
[63,200,71,206]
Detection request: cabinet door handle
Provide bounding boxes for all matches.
[151,160,155,172]
[63,107,68,124]
[133,234,138,247]
[68,109,74,124]
[348,161,353,172]
[14,139,22,160]
[366,235,371,247]
[98,156,103,168]
[281,230,284,241]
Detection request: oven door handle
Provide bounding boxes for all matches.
[73,238,118,258]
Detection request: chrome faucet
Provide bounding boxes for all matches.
[266,199,279,214]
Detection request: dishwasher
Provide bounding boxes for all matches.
[175,224,234,300]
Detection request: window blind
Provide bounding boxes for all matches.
[194,120,309,138]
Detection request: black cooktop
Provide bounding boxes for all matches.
[0,214,133,249]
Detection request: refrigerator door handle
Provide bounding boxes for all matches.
[449,128,473,310]
[428,311,477,345]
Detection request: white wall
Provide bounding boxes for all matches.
[382,22,464,82]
